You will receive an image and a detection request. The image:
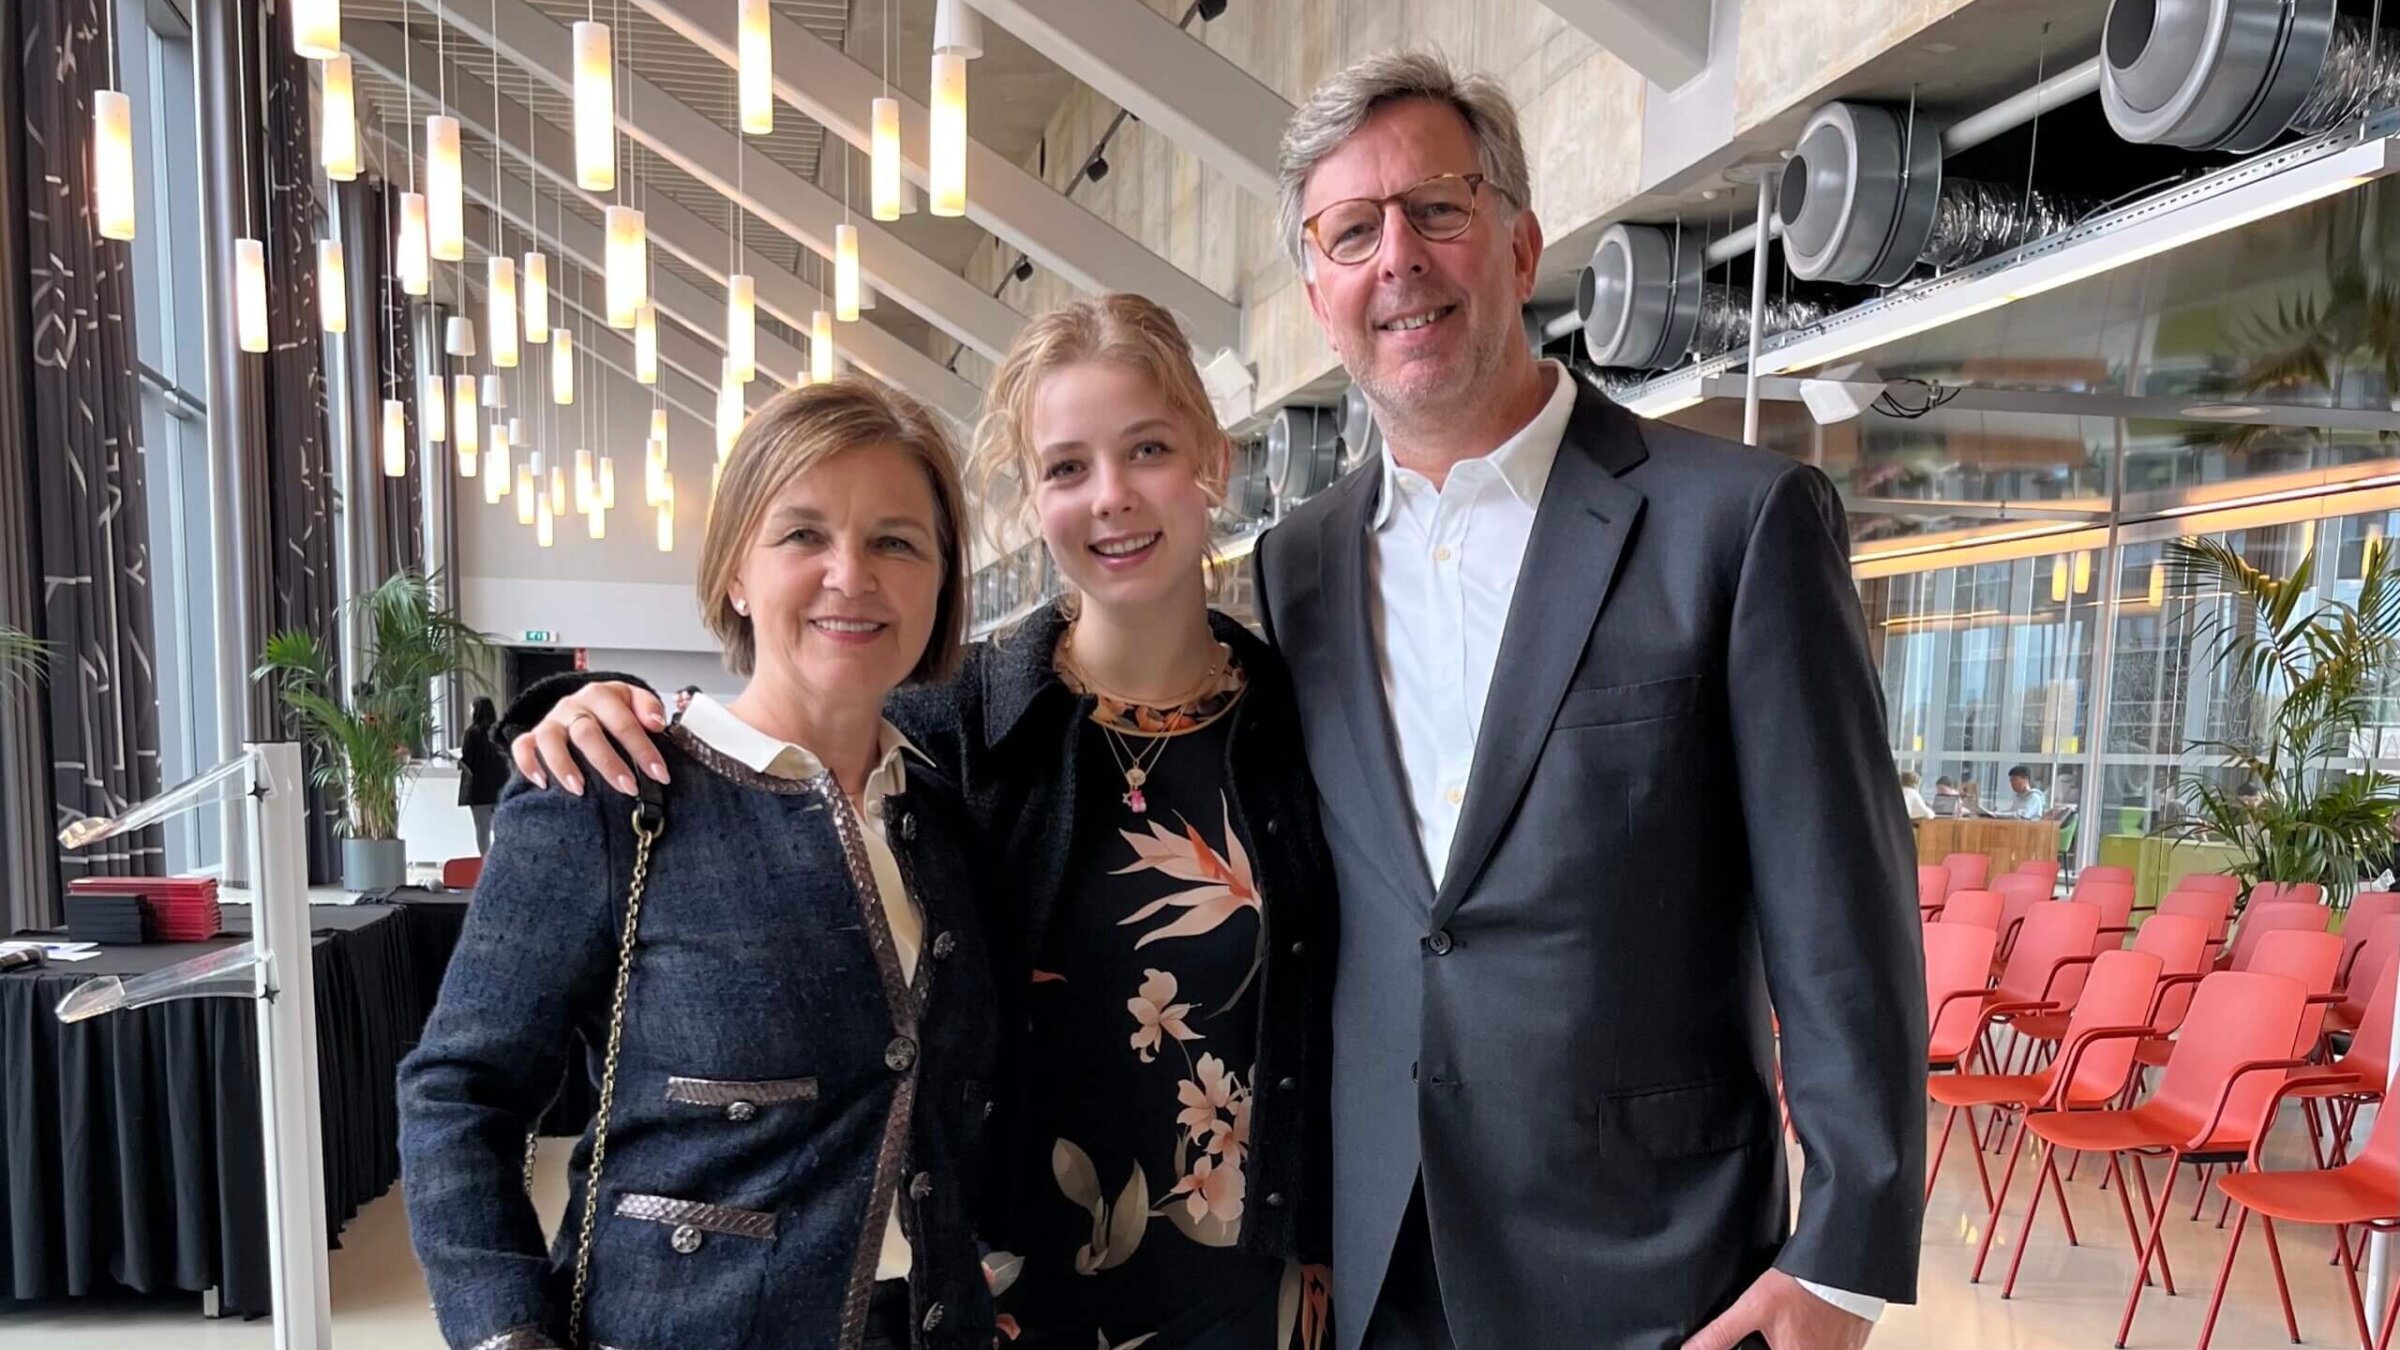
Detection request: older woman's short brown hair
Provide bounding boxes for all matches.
[696,377,970,684]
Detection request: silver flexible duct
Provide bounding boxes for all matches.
[1691,294,1836,360]
[1917,179,2098,270]
[2288,17,2400,135]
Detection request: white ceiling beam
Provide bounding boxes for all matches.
[349,22,982,422]
[399,0,1023,363]
[1534,0,1711,88]
[630,0,1241,354]
[960,0,1286,204]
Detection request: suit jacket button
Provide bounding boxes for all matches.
[897,812,918,842]
[886,1036,919,1071]
[1265,1192,1286,1208]
[1425,930,1454,955]
[1280,1076,1298,1091]
[921,1302,946,1332]
[669,1223,703,1254]
[726,1099,758,1122]
[1265,818,1280,835]
[909,1171,934,1200]
[930,930,957,960]
[1288,940,1306,957]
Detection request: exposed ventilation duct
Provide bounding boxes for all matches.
[1265,406,1344,506]
[1691,293,1837,361]
[1577,222,1703,370]
[1339,382,1382,473]
[1778,100,2098,286]
[2102,0,2400,151]
[1223,436,1276,522]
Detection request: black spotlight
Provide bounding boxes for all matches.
[1196,0,1226,19]
[1012,257,1034,283]
[1085,155,1109,183]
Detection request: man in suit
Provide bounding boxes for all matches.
[1255,52,1926,1350]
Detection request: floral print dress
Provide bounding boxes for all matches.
[989,666,1326,1350]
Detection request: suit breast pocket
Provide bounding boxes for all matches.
[1554,675,1701,731]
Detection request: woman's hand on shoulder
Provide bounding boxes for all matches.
[512,681,672,797]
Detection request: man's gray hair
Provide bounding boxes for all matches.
[1277,50,1533,270]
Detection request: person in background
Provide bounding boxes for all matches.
[1931,776,1962,816]
[674,684,703,718]
[1898,771,1934,822]
[401,379,999,1350]
[1999,766,2048,820]
[456,696,509,855]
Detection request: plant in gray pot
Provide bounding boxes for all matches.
[255,571,494,893]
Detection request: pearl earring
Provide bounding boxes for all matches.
[732,597,748,616]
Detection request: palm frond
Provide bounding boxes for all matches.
[0,623,50,692]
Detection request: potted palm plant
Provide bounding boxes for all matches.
[255,570,494,892]
[2164,537,2400,911]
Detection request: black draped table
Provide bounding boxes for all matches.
[388,893,595,1136]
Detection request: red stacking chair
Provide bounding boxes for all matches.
[1926,923,2000,1073]
[2219,901,2331,972]
[2160,889,2237,955]
[2013,859,2061,891]
[1990,971,2311,1350]
[1917,864,1951,918]
[441,856,482,890]
[1979,902,2103,1074]
[1940,890,2004,934]
[2283,963,2396,1173]
[2252,880,2325,907]
[1993,873,2056,961]
[2337,892,2400,983]
[2080,864,2135,888]
[1931,949,2162,1212]
[1942,851,1992,892]
[2072,880,2139,954]
[2329,916,2400,1037]
[2200,1057,2400,1350]
[2179,873,2245,897]
[2247,929,2343,1055]
[2012,914,2211,1062]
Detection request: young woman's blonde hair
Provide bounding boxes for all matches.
[697,376,971,683]
[966,293,1232,557]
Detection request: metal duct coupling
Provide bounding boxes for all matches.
[1223,437,1275,522]
[1777,101,1944,287]
[1264,406,1343,506]
[1577,222,1703,371]
[2101,0,2395,150]
[1338,383,1381,473]
[1917,178,2097,270]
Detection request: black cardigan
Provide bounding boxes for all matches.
[502,603,1337,1265]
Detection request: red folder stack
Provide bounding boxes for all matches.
[67,875,223,941]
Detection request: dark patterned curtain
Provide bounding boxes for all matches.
[16,0,165,906]
[258,1,340,881]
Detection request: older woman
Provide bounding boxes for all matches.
[399,379,998,1350]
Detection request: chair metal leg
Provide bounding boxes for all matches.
[2192,1162,2217,1220]
[2331,1214,2376,1350]
[1927,1104,1961,1207]
[2045,1143,2081,1247]
[2197,1205,2250,1350]
[2114,1154,2183,1348]
[1973,1127,2034,1284]
[2104,1154,2156,1287]
[2003,1143,2065,1298]
[2126,1153,2179,1294]
[2259,1215,2302,1345]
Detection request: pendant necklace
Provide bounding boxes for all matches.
[1058,627,1229,816]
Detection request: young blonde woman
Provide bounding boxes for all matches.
[512,295,1337,1349]
[403,380,999,1350]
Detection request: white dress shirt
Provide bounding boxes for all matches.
[677,694,927,1281]
[1364,361,1884,1324]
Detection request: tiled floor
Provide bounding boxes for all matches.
[3,1103,2390,1348]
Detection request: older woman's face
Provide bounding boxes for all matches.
[729,442,945,707]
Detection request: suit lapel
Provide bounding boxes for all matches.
[1431,390,1649,928]
[1318,471,1440,911]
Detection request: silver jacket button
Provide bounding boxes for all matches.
[920,1302,945,1332]
[725,1099,758,1122]
[930,930,957,960]
[898,812,918,842]
[908,1171,934,1200]
[886,1036,919,1071]
[669,1223,704,1254]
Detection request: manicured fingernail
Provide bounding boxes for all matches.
[613,773,634,794]
[645,761,670,784]
[564,774,584,796]
[529,771,547,789]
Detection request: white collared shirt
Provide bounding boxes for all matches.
[1362,363,1885,1325]
[676,694,926,1281]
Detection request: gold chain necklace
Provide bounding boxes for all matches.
[1058,626,1229,816]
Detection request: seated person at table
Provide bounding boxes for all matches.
[1930,776,1962,816]
[1899,771,1934,821]
[398,379,999,1350]
[1988,765,2047,820]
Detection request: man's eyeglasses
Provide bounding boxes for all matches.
[1302,173,1509,267]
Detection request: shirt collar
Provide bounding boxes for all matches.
[677,693,926,792]
[1370,359,1577,531]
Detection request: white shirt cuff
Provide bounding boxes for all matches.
[1795,1279,1886,1323]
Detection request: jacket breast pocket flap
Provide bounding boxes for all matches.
[1555,675,1700,731]
[664,1075,819,1117]
[1597,1075,1769,1160]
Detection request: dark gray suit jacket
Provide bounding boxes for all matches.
[1251,380,1927,1350]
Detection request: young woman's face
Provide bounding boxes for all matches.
[1028,360,1222,617]
[729,443,946,708]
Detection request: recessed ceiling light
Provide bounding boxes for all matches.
[2181,402,2264,419]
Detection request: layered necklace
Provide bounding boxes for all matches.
[1056,625,1244,816]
